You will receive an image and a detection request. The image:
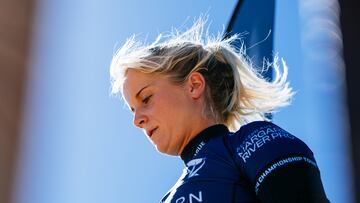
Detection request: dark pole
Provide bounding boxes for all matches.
[226,0,275,120]
[225,0,275,80]
[339,0,360,202]
[0,0,35,202]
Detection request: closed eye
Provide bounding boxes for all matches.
[142,95,152,104]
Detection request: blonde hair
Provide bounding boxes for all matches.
[110,19,294,131]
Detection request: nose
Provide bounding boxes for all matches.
[133,110,147,128]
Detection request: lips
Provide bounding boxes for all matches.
[147,127,158,138]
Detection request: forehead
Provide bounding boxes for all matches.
[122,70,158,100]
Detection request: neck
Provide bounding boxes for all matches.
[177,118,218,156]
[180,124,229,163]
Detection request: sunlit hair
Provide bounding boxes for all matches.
[110,18,294,131]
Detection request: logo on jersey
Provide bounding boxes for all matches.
[175,191,203,203]
[186,158,205,178]
[193,141,205,157]
[237,125,295,163]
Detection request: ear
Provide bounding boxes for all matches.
[186,72,206,99]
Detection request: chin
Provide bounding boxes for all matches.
[155,145,178,156]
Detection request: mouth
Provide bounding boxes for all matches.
[147,127,158,138]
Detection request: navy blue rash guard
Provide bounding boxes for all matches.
[160,121,329,203]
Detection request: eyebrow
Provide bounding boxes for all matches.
[135,85,150,98]
[130,84,151,112]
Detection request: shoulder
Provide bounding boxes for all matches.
[225,121,330,201]
[231,121,314,163]
[228,121,318,181]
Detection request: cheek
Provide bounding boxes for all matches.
[151,95,179,124]
[154,98,173,119]
[151,88,191,125]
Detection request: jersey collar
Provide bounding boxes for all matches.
[180,124,229,163]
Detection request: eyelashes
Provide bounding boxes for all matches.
[130,94,152,113]
[142,95,152,104]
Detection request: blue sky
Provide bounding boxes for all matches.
[14,1,353,203]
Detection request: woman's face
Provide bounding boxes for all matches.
[122,69,213,155]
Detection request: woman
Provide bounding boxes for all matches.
[110,19,329,202]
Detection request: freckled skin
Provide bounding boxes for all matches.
[122,70,216,155]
